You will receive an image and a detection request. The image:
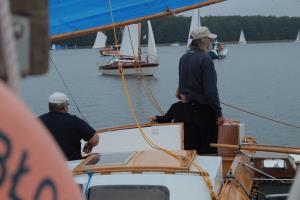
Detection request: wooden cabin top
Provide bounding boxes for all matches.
[73,150,197,175]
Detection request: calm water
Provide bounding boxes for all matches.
[20,42,300,146]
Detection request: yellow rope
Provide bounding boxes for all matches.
[125,23,164,115]
[217,180,228,199]
[108,1,216,199]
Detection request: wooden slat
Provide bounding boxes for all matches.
[11,0,48,75]
[96,122,182,133]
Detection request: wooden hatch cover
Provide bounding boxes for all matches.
[73,150,197,175]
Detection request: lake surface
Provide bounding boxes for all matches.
[20,42,300,146]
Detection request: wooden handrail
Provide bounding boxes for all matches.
[210,143,300,155]
[95,122,183,133]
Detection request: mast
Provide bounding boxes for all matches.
[138,23,141,60]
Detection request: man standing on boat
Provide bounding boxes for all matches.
[39,92,99,161]
[179,26,225,154]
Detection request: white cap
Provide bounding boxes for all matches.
[190,26,217,40]
[49,92,69,104]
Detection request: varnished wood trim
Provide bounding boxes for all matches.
[96,122,183,134]
[211,143,300,155]
[100,63,159,70]
[218,154,254,200]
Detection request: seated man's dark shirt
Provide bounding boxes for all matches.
[155,101,186,123]
[39,112,95,161]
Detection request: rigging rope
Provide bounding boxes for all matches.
[221,101,300,129]
[49,55,88,122]
[0,0,20,93]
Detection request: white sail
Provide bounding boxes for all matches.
[187,9,201,48]
[93,32,107,48]
[295,30,300,42]
[120,24,139,58]
[147,20,158,63]
[239,29,247,44]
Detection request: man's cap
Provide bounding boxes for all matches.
[49,92,69,104]
[190,26,217,40]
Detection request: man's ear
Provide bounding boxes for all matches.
[63,103,68,112]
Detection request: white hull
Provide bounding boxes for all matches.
[99,66,158,76]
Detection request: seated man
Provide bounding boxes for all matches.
[149,89,194,150]
[39,92,99,161]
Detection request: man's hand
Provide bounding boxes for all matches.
[83,142,93,154]
[83,133,99,154]
[148,116,157,123]
[217,116,225,126]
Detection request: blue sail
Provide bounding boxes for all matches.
[49,0,224,39]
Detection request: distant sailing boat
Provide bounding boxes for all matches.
[187,9,227,59]
[239,29,247,44]
[295,30,300,42]
[98,20,159,75]
[51,43,56,50]
[187,8,201,48]
[93,32,107,48]
[95,31,121,56]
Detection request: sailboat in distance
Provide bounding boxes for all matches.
[94,31,121,56]
[98,21,159,76]
[239,29,247,44]
[51,43,56,50]
[187,8,201,48]
[93,32,107,49]
[188,9,228,59]
[295,30,300,42]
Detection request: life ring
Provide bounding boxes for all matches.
[0,81,82,199]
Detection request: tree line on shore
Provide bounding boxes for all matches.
[53,15,300,48]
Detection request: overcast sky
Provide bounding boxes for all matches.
[182,0,300,17]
